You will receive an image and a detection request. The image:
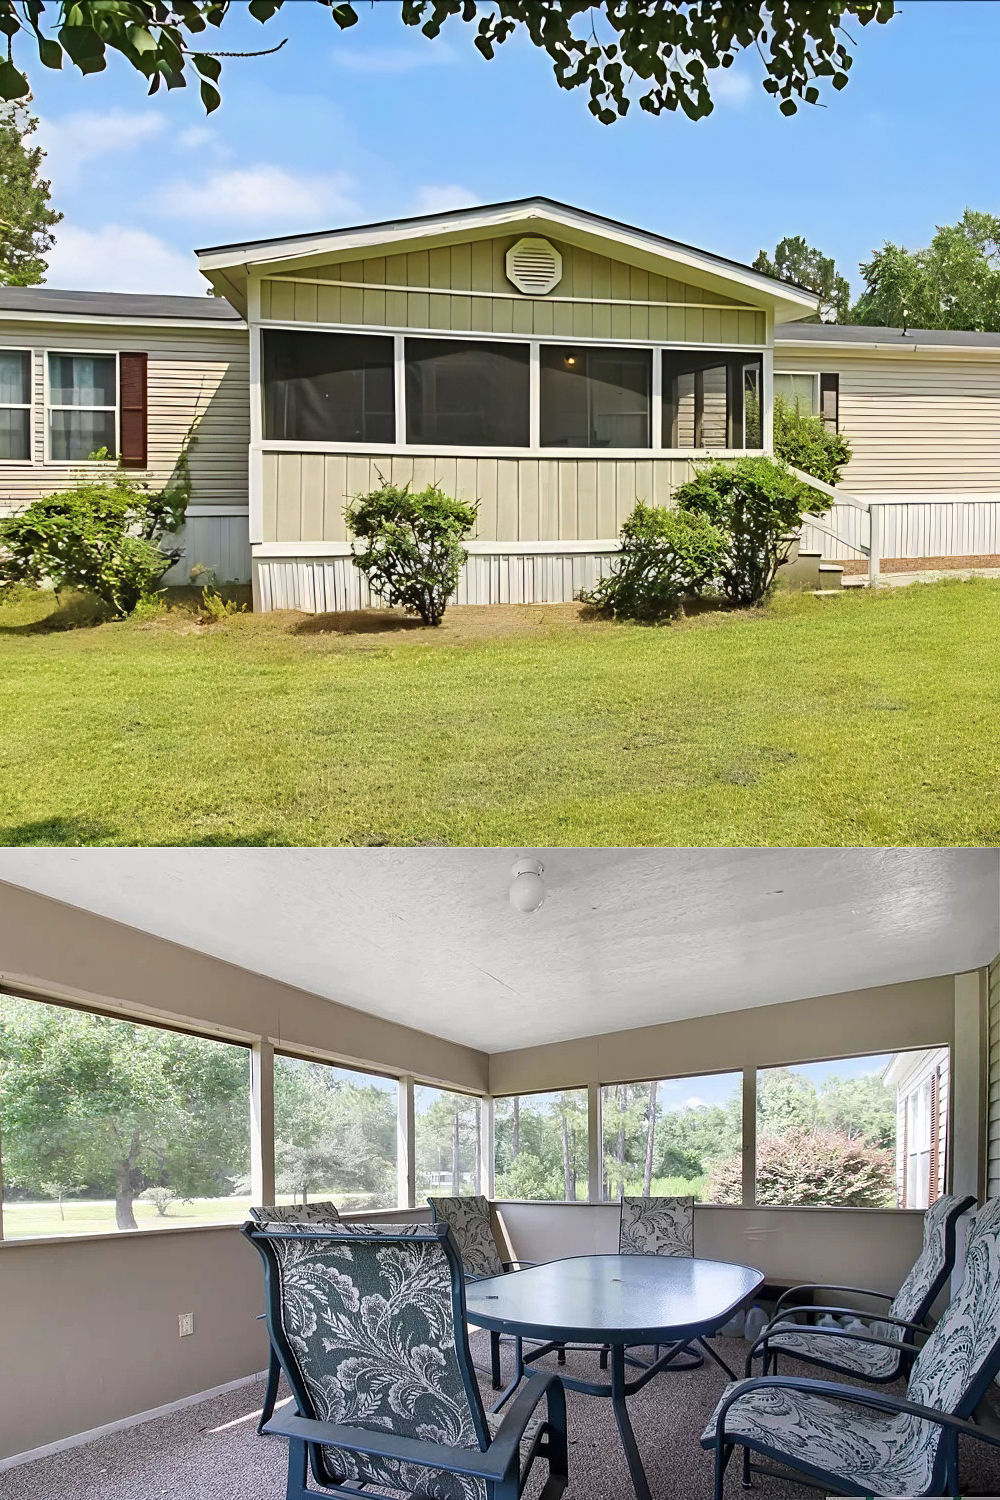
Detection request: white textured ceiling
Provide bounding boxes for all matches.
[0,849,996,1053]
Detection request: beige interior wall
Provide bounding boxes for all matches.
[496,1202,924,1295]
[488,976,958,1095]
[0,881,487,1091]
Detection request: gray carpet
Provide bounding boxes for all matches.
[5,1334,1000,1500]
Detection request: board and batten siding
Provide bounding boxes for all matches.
[260,452,698,546]
[260,235,766,345]
[0,318,251,584]
[777,349,1000,494]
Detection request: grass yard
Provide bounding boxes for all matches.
[0,579,998,847]
[2,1190,388,1238]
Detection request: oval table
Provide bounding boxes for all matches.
[466,1253,763,1500]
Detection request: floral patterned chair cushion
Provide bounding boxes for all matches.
[428,1196,505,1280]
[264,1224,492,1500]
[250,1201,341,1225]
[702,1197,1000,1497]
[763,1193,971,1380]
[619,1196,695,1258]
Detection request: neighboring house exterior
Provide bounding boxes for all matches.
[2,198,1000,610]
[883,1046,950,1209]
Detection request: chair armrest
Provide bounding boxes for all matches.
[486,1370,567,1474]
[714,1374,1000,1454]
[265,1373,567,1484]
[764,1305,929,1336]
[774,1282,893,1314]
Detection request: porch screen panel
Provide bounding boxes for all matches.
[540,345,650,448]
[662,351,763,450]
[273,1054,398,1211]
[601,1073,741,1204]
[262,329,395,443]
[405,338,529,446]
[493,1089,588,1202]
[414,1085,482,1200]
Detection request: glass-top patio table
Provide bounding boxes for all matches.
[466,1253,763,1500]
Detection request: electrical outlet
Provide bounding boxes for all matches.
[178,1312,194,1338]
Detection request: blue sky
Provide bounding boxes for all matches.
[23,2,1000,298]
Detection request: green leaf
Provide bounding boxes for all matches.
[199,77,221,112]
[37,36,63,69]
[0,57,30,99]
[193,52,221,81]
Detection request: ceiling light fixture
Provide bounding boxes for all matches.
[509,857,545,914]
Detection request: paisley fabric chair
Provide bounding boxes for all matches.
[249,1201,342,1226]
[612,1196,737,1380]
[243,1219,569,1500]
[702,1197,1000,1500]
[746,1193,976,1385]
[428,1196,542,1391]
[249,1201,342,1430]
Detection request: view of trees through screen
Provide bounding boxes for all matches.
[414,1085,482,1201]
[0,995,252,1238]
[602,1073,742,1204]
[272,1054,398,1212]
[494,1090,588,1201]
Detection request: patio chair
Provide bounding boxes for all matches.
[249,1201,342,1431]
[612,1196,739,1380]
[745,1192,976,1385]
[428,1196,546,1391]
[243,1219,569,1500]
[702,1196,1000,1499]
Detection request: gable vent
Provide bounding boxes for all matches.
[505,236,563,296]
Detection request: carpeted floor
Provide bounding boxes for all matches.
[6,1334,1000,1500]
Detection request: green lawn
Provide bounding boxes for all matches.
[1,579,998,846]
[2,1190,385,1238]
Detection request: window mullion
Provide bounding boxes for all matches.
[742,1067,757,1209]
[588,1081,602,1203]
[394,333,406,445]
[251,1038,275,1207]
[529,341,540,450]
[650,348,662,450]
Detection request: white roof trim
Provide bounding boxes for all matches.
[196,199,816,315]
[0,309,246,332]
[776,335,1000,357]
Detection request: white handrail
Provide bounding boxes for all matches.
[789,466,880,585]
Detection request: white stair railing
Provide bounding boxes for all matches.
[788,466,881,586]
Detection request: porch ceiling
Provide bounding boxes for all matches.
[0,849,996,1052]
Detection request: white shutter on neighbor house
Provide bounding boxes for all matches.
[505,237,563,296]
[988,956,1000,1198]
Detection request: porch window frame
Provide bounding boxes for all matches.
[0,347,34,464]
[44,348,120,466]
[254,317,770,461]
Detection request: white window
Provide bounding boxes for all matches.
[47,352,117,461]
[0,350,32,461]
[774,371,819,415]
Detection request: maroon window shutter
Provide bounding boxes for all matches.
[119,352,148,468]
[819,372,839,432]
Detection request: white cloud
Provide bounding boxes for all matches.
[153,164,359,227]
[709,69,754,106]
[177,125,215,150]
[412,183,481,216]
[39,109,166,175]
[670,1096,708,1112]
[44,224,204,295]
[333,43,458,74]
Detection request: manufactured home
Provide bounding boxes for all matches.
[2,199,1000,610]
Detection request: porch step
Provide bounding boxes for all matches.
[818,562,845,590]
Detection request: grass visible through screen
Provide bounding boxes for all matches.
[0,579,998,847]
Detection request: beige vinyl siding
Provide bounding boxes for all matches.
[776,349,1000,493]
[0,320,250,511]
[261,451,698,544]
[988,956,1000,1199]
[261,235,766,346]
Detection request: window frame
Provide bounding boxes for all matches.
[255,320,769,460]
[44,348,120,466]
[0,347,34,464]
[773,368,821,416]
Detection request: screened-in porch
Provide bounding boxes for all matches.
[1,848,998,1499]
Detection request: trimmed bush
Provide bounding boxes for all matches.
[675,456,813,607]
[707,1127,895,1208]
[774,394,852,486]
[345,480,478,627]
[0,465,184,619]
[581,502,725,620]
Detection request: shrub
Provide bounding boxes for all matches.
[581,503,725,620]
[345,480,478,627]
[675,456,813,607]
[0,463,184,619]
[773,395,852,486]
[707,1127,895,1208]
